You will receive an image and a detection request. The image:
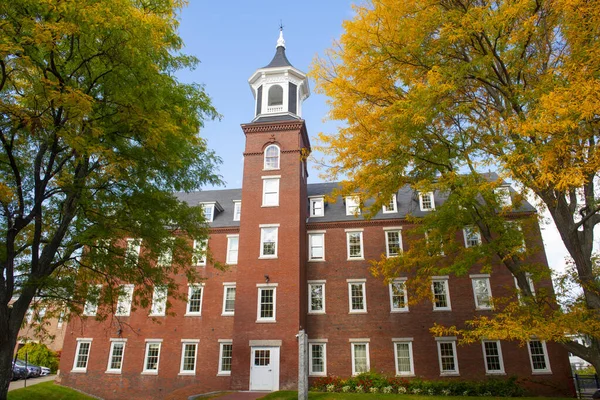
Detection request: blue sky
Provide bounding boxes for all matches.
[176,1,354,189]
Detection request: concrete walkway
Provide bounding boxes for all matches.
[9,374,55,391]
[193,391,270,400]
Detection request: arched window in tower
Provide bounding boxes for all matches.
[267,85,284,112]
[264,145,280,170]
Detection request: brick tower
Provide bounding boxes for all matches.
[230,29,311,391]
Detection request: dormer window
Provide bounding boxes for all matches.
[494,187,512,207]
[233,201,241,221]
[419,192,435,211]
[310,196,324,217]
[383,194,397,213]
[200,202,223,223]
[264,145,280,170]
[345,196,361,216]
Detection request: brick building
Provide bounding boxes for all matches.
[58,31,573,399]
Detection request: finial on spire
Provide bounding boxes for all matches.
[276,21,285,49]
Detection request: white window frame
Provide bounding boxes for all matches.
[222,283,236,316]
[156,238,174,267]
[142,340,162,374]
[115,284,134,317]
[308,340,327,377]
[309,196,324,217]
[185,283,205,316]
[256,283,277,323]
[72,338,93,372]
[389,279,409,312]
[350,339,370,376]
[125,238,141,266]
[506,221,526,253]
[436,337,459,375]
[470,274,492,310]
[106,339,127,374]
[494,186,512,207]
[432,277,451,311]
[179,340,200,375]
[464,226,482,247]
[345,196,361,215]
[514,273,536,299]
[384,227,403,258]
[83,284,101,316]
[218,340,233,376]
[393,339,415,376]
[149,286,167,316]
[200,202,216,223]
[419,192,435,211]
[308,280,326,314]
[192,239,207,266]
[262,176,280,207]
[382,194,398,213]
[346,229,364,260]
[528,339,552,374]
[226,235,239,265]
[347,279,367,314]
[308,231,325,261]
[233,200,241,221]
[259,225,279,259]
[482,340,505,374]
[263,144,280,170]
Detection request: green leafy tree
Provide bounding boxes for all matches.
[0,0,221,397]
[17,343,59,372]
[312,0,600,371]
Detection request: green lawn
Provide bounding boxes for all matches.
[8,381,96,400]
[259,392,575,400]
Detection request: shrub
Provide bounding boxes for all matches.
[17,342,59,372]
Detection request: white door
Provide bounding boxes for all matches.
[250,346,280,391]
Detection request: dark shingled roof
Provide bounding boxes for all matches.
[253,114,300,123]
[175,176,536,228]
[263,46,293,69]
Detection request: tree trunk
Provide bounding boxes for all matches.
[0,304,21,400]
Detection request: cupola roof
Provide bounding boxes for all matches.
[263,29,293,68]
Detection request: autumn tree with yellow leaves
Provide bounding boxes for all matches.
[312,0,600,371]
[0,0,220,397]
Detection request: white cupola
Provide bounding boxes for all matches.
[248,29,310,122]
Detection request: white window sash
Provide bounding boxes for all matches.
[528,340,552,373]
[437,340,459,375]
[471,277,492,310]
[106,341,126,373]
[186,284,204,316]
[432,279,452,311]
[262,178,280,206]
[393,341,414,376]
[218,342,233,375]
[179,342,198,374]
[72,340,92,372]
[308,283,326,314]
[308,233,325,261]
[389,280,408,312]
[309,343,327,376]
[260,227,278,258]
[345,196,361,215]
[222,285,236,316]
[233,201,241,221]
[346,231,364,260]
[348,282,367,313]
[482,340,505,374]
[351,343,370,375]
[149,286,167,316]
[385,230,402,257]
[382,194,397,213]
[226,236,239,264]
[310,197,324,217]
[419,192,435,211]
[115,284,134,316]
[143,342,162,373]
[192,239,207,266]
[257,287,276,322]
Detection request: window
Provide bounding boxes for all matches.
[514,274,536,299]
[143,340,162,374]
[494,186,512,207]
[425,230,445,256]
[384,228,402,257]
[156,238,174,267]
[350,341,370,375]
[257,286,276,322]
[226,235,239,264]
[309,341,327,376]
[106,340,126,373]
[125,238,141,266]
[260,225,278,258]
[218,341,233,375]
[180,341,199,374]
[308,232,325,261]
[310,197,324,217]
[464,226,482,247]
[233,201,241,221]
[432,278,451,310]
[57,311,64,328]
[72,339,92,372]
[308,281,325,314]
[348,280,367,313]
[201,203,215,222]
[419,192,435,211]
[186,284,204,316]
[262,177,280,207]
[115,284,134,317]
[345,196,360,215]
[393,340,414,376]
[528,340,551,373]
[382,194,397,213]
[222,284,236,316]
[482,340,505,374]
[471,275,492,310]
[506,221,526,253]
[389,279,408,312]
[264,145,280,170]
[437,338,459,375]
[83,284,101,316]
[192,239,207,266]
[346,230,364,260]
[268,84,283,106]
[149,286,167,316]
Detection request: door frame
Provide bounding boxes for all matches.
[249,346,280,391]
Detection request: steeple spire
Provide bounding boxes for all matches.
[277,23,285,49]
